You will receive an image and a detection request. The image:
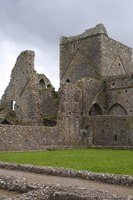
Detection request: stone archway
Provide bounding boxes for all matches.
[108,103,128,115]
[89,103,103,115]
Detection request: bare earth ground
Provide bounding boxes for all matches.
[0,188,20,197]
[0,168,133,197]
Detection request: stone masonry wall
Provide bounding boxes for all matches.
[77,78,104,117]
[60,24,133,85]
[0,125,58,151]
[91,75,133,116]
[83,116,133,146]
[57,83,82,145]
[103,75,133,115]
[101,34,133,76]
[60,25,107,85]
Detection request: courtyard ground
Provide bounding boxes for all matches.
[0,148,133,175]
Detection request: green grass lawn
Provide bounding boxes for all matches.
[0,149,133,176]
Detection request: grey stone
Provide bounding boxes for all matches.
[0,24,133,150]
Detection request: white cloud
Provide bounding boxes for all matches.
[0,39,18,98]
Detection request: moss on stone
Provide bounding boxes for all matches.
[0,102,8,112]
[52,91,58,99]
[43,115,57,122]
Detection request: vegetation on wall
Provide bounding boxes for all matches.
[43,115,57,126]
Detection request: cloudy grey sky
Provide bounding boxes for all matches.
[0,0,133,97]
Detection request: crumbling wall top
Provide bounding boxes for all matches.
[60,24,108,44]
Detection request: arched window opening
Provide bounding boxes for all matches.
[47,84,52,88]
[114,135,117,141]
[89,103,103,115]
[108,103,128,116]
[39,79,45,86]
[66,79,70,83]
[11,100,16,111]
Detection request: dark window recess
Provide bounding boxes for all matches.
[85,125,90,130]
[39,79,45,86]
[114,135,117,141]
[72,43,76,52]
[43,119,57,127]
[66,79,70,83]
[89,103,103,115]
[47,84,51,88]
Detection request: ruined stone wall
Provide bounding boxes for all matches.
[78,75,133,116]
[89,75,133,116]
[60,36,102,85]
[0,50,58,125]
[60,24,133,86]
[57,83,82,145]
[101,34,133,76]
[103,75,133,115]
[0,174,130,199]
[59,24,108,85]
[0,125,58,151]
[83,116,133,146]
[40,89,59,118]
[1,50,35,108]
[77,78,104,117]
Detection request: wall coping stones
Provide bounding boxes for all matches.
[0,162,133,187]
[60,24,108,44]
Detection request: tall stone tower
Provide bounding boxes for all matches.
[60,24,133,85]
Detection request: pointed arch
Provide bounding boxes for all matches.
[108,103,128,116]
[89,103,103,115]
[39,79,45,86]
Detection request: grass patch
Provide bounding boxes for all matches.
[0,149,133,176]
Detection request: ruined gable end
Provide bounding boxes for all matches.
[0,50,58,125]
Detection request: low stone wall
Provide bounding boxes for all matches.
[0,175,128,200]
[0,162,133,187]
[0,125,58,151]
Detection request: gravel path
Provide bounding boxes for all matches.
[0,168,133,197]
[0,189,20,198]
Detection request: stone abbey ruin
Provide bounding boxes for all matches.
[0,24,133,151]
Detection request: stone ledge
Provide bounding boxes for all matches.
[0,162,133,187]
